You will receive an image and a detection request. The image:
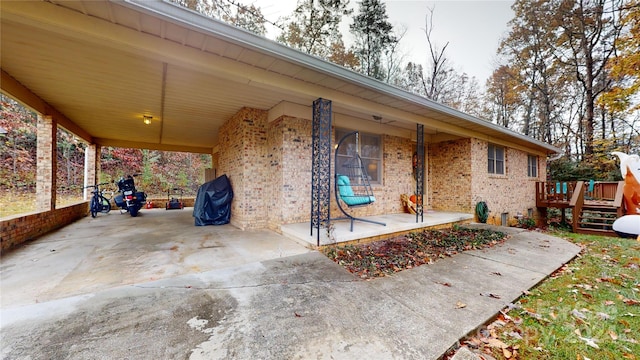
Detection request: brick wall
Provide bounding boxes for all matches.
[1,202,88,254]
[429,139,473,212]
[219,107,546,229]
[382,134,417,212]
[220,108,424,229]
[470,139,546,225]
[267,116,313,230]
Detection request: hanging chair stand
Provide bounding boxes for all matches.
[333,131,386,231]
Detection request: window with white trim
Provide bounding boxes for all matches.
[527,155,538,177]
[335,129,382,184]
[488,144,505,175]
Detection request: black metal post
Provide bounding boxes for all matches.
[416,124,424,223]
[311,98,332,246]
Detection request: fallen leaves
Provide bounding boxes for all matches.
[574,329,600,349]
[480,293,502,299]
[456,312,522,359]
[579,336,600,349]
[323,227,508,279]
[622,298,640,306]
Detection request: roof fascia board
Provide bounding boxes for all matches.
[122,0,559,155]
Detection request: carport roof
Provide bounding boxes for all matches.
[0,0,559,155]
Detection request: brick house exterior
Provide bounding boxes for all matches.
[0,0,556,252]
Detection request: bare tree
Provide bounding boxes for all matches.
[423,6,452,102]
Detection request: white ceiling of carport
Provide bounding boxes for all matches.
[0,0,558,155]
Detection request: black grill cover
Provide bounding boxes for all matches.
[193,174,233,226]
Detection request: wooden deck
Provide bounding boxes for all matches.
[536,181,625,236]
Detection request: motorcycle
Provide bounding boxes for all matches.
[114,174,147,217]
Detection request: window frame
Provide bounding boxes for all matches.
[527,154,538,178]
[335,129,383,185]
[487,143,505,175]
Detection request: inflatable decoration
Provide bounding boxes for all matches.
[612,214,640,239]
[611,152,640,239]
[612,151,640,215]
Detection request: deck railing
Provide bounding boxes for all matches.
[536,181,576,207]
[536,181,621,206]
[570,181,586,233]
[592,182,620,201]
[536,181,623,235]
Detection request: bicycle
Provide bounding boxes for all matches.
[85,182,112,218]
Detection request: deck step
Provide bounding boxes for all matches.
[578,221,613,228]
[582,206,617,212]
[579,215,617,221]
[580,210,618,217]
[575,227,617,236]
[578,203,618,235]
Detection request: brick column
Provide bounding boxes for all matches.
[218,107,268,229]
[36,115,56,211]
[83,143,98,200]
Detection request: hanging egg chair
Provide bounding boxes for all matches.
[333,131,386,231]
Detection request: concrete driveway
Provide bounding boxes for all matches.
[0,209,581,359]
[0,208,311,308]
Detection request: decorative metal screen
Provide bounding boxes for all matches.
[416,124,424,222]
[311,98,332,245]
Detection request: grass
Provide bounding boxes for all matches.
[455,231,640,359]
[0,190,84,218]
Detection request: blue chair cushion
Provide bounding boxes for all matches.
[337,175,354,197]
[337,175,375,206]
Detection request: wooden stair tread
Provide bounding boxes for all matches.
[582,206,617,211]
[579,218,616,222]
[575,228,617,236]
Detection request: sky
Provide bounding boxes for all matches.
[253,0,515,84]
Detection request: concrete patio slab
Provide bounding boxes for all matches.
[0,211,582,359]
[282,211,474,246]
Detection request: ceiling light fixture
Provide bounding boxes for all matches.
[143,115,152,125]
